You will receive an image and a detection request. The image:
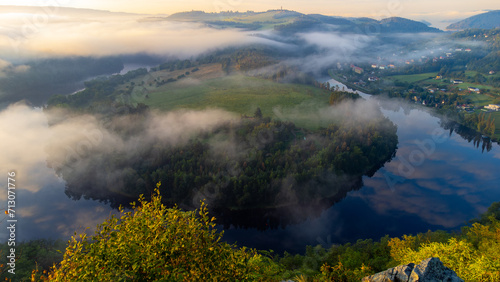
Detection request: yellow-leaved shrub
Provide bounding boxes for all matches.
[388,218,500,282]
[38,183,281,281]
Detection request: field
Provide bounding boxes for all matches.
[463,92,496,107]
[387,73,437,83]
[126,65,333,128]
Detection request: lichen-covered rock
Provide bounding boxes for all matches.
[362,257,464,282]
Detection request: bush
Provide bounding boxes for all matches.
[388,220,500,281]
[39,183,280,281]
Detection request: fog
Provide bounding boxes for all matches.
[0,6,271,61]
[1,5,495,246]
[0,103,237,200]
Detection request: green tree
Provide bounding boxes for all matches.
[254,107,263,119]
[39,184,280,281]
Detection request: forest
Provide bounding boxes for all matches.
[48,106,397,216]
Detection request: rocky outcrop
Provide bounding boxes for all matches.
[362,257,464,282]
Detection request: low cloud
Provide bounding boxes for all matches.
[0,8,266,59]
[0,103,237,202]
[0,58,30,77]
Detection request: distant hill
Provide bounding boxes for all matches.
[162,10,442,33]
[447,10,500,30]
[378,17,441,33]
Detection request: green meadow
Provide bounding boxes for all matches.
[137,74,331,121]
[387,72,437,83]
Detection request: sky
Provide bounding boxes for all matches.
[3,0,500,28]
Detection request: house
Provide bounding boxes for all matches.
[468,87,480,93]
[436,75,442,80]
[485,104,500,111]
[451,79,464,84]
[371,64,378,68]
[489,70,496,75]
[465,48,472,52]
[368,76,379,82]
[388,64,395,69]
[351,65,364,74]
[379,65,385,70]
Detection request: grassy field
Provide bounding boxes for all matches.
[387,73,437,83]
[147,76,328,116]
[465,70,500,79]
[463,92,496,106]
[126,66,333,128]
[455,81,497,91]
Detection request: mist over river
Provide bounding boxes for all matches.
[221,80,500,253]
[1,79,499,255]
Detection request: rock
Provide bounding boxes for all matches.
[362,257,464,282]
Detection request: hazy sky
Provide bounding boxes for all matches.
[3,0,499,27]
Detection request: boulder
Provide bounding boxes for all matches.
[362,257,464,282]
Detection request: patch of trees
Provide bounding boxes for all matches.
[54,113,397,213]
[328,90,359,105]
[158,59,193,71]
[206,21,262,30]
[251,64,321,87]
[46,68,148,110]
[274,16,321,33]
[0,239,66,281]
[460,112,496,137]
[232,49,276,71]
[467,51,500,74]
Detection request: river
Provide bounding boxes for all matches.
[1,78,499,255]
[220,79,500,253]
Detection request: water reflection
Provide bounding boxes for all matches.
[2,84,500,255]
[441,120,493,153]
[221,95,500,253]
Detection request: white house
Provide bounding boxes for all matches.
[468,87,480,93]
[485,104,500,111]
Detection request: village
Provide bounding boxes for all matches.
[328,37,500,139]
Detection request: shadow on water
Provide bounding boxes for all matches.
[441,119,494,153]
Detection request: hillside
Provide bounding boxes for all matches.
[157,10,442,33]
[378,17,441,33]
[447,10,500,30]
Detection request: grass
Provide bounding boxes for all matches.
[455,82,497,91]
[129,69,332,128]
[463,93,495,106]
[387,73,437,83]
[465,70,500,79]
